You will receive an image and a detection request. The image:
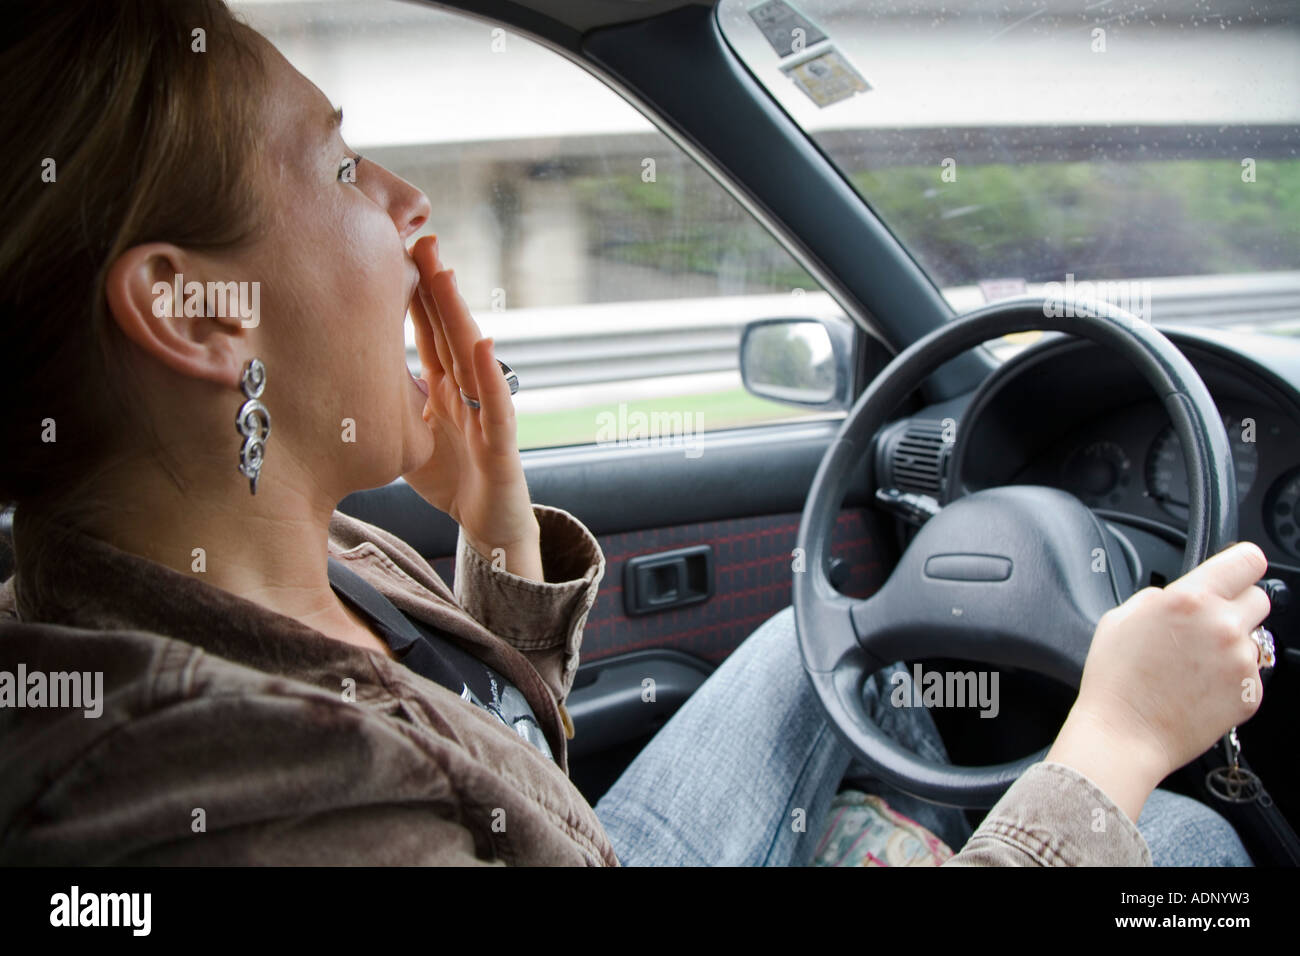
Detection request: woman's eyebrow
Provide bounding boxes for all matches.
[327,106,343,134]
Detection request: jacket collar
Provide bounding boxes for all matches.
[0,518,418,684]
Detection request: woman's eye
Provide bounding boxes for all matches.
[338,156,363,183]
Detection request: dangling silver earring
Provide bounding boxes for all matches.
[235,358,271,495]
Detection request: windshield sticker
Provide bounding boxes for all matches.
[977,278,1028,302]
[748,0,827,58]
[780,47,870,108]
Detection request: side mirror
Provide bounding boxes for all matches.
[739,316,856,410]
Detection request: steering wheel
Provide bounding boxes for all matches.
[795,297,1238,808]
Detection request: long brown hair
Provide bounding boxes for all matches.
[0,0,268,617]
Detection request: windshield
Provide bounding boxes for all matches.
[718,0,1300,341]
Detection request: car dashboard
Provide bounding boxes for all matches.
[875,325,1300,579]
[962,329,1300,574]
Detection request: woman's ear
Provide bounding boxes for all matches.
[103,243,248,390]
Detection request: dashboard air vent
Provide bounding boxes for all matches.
[889,420,947,495]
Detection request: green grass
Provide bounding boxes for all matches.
[516,387,818,450]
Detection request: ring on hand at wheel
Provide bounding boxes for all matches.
[1250,625,1276,670]
[460,358,519,409]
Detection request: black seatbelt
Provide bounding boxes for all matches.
[326,556,467,695]
[325,556,554,761]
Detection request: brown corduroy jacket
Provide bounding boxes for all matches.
[0,504,1151,866]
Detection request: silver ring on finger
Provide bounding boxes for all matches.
[459,358,519,409]
[1250,625,1276,671]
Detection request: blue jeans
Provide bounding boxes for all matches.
[593,606,1252,867]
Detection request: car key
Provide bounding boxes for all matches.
[1204,578,1286,803]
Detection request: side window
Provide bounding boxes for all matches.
[233,0,849,450]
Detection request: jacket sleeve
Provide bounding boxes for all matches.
[942,761,1153,866]
[453,503,605,705]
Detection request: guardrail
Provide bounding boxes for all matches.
[408,272,1300,389]
[406,290,853,390]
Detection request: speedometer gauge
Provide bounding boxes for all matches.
[1265,469,1300,561]
[1144,414,1259,520]
[1061,441,1131,508]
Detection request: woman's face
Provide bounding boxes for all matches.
[228,35,434,499]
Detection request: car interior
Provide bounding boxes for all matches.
[2,0,1297,865]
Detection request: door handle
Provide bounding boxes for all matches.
[623,545,714,616]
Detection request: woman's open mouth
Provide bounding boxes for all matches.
[408,364,429,396]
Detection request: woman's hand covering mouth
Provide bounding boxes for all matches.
[400,235,543,580]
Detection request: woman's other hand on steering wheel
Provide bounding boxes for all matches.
[1047,541,1271,822]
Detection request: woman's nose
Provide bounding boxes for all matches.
[395,180,431,241]
[373,163,431,241]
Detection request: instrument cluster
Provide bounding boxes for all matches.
[1017,402,1299,565]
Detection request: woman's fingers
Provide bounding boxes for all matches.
[408,281,445,382]
[469,337,518,453]
[1228,580,1273,637]
[410,235,518,456]
[429,269,483,394]
[412,235,485,403]
[418,283,456,386]
[411,237,458,385]
[1167,540,1267,602]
